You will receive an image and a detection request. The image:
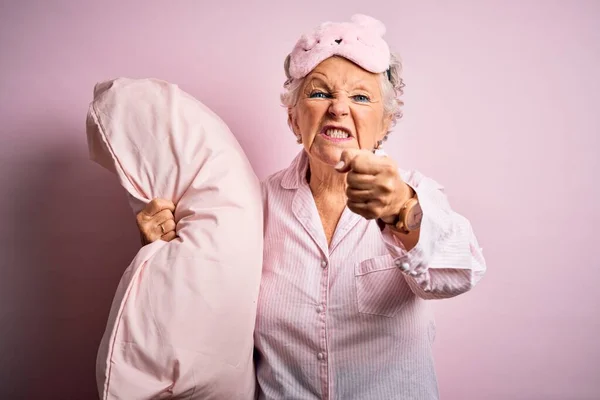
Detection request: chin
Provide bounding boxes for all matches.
[310,145,345,167]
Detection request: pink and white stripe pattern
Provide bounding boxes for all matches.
[254,151,486,400]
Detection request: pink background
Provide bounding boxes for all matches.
[1,1,598,399]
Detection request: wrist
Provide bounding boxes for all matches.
[380,212,400,226]
[379,183,420,233]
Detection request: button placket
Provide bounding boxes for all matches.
[317,256,330,398]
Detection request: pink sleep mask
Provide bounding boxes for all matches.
[288,14,391,79]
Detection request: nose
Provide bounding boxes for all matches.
[328,97,349,118]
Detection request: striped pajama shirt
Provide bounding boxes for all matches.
[254,150,486,400]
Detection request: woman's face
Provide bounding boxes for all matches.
[290,56,390,167]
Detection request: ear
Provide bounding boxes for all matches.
[379,113,393,140]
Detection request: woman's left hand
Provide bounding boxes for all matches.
[335,149,412,223]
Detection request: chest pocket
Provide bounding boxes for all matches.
[354,254,415,318]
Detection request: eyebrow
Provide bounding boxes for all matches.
[351,82,375,92]
[305,76,332,91]
[305,75,376,93]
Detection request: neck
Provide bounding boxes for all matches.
[307,158,347,201]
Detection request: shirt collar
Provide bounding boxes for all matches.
[281,150,309,190]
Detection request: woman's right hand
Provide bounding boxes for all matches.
[136,198,177,245]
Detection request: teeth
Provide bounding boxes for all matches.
[325,129,349,139]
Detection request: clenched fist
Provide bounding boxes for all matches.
[136,198,178,244]
[335,149,413,224]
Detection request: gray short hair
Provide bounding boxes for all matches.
[281,53,405,134]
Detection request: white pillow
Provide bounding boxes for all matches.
[87,78,263,399]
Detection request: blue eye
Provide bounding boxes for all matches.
[309,91,330,99]
[352,94,370,102]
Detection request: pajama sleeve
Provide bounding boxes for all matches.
[381,170,487,300]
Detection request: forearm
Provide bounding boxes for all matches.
[385,225,419,251]
[381,171,487,299]
[382,214,486,299]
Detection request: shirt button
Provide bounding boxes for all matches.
[321,260,328,268]
[395,259,410,272]
[317,352,325,360]
[316,306,324,313]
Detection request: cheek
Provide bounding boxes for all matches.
[355,110,384,140]
[298,104,323,134]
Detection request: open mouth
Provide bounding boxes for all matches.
[320,126,352,141]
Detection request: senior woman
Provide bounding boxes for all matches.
[137,14,486,400]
